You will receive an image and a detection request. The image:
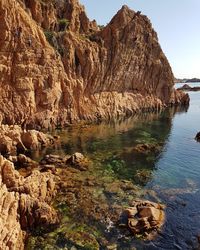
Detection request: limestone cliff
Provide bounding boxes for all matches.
[0,0,189,128]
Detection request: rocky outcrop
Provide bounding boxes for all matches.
[124,200,165,239]
[0,125,56,155]
[177,84,200,92]
[0,0,189,128]
[40,152,89,171]
[0,156,58,249]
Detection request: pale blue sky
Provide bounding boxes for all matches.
[80,0,200,78]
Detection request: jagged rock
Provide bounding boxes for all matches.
[0,125,57,155]
[0,156,58,249]
[123,200,165,239]
[0,0,189,128]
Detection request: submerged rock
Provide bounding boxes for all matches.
[40,154,69,167]
[123,200,165,239]
[133,142,163,154]
[66,152,89,171]
[40,152,89,171]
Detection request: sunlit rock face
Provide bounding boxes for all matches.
[0,0,189,128]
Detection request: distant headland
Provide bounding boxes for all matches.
[175,78,200,83]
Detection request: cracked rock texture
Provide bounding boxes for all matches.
[0,0,189,128]
[0,125,56,155]
[0,156,58,249]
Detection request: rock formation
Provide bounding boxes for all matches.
[0,155,58,249]
[124,200,165,239]
[177,84,200,92]
[0,125,57,155]
[0,0,189,128]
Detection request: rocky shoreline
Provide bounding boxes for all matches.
[0,125,167,249]
[0,0,192,248]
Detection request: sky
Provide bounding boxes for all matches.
[80,0,200,79]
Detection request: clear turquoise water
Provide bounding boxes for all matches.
[29,84,200,249]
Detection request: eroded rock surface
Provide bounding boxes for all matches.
[0,0,189,128]
[0,125,56,155]
[0,156,58,249]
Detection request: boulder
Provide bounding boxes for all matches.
[40,154,70,167]
[66,152,89,171]
[123,200,165,239]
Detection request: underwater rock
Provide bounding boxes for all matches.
[195,132,200,142]
[40,153,89,170]
[133,143,163,154]
[66,152,89,171]
[123,199,165,239]
[40,154,69,167]
[134,169,152,185]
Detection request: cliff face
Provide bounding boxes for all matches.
[0,0,189,128]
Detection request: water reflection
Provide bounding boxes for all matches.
[31,107,185,187]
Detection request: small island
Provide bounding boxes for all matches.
[177,84,200,91]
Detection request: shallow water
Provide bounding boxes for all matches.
[28,84,200,250]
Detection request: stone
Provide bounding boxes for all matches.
[138,206,161,221]
[40,154,70,167]
[0,0,189,129]
[66,152,89,171]
[123,199,165,239]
